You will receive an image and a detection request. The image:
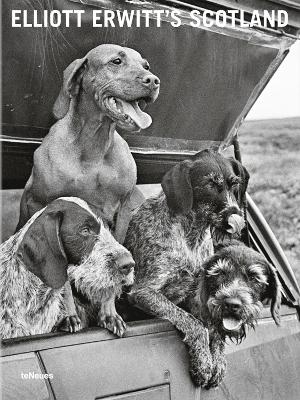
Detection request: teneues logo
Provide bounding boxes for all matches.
[21,372,54,380]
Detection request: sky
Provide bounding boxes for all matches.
[247,40,300,120]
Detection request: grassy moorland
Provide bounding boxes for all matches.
[238,117,300,285]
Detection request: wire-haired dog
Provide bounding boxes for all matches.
[124,150,250,387]
[0,197,134,339]
[186,241,282,387]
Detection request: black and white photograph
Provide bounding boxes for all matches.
[1,0,300,399]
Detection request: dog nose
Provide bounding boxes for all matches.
[117,254,135,275]
[142,74,160,89]
[224,298,242,312]
[123,284,133,294]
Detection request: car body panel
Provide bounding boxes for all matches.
[2,312,300,400]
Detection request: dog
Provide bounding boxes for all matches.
[0,197,134,339]
[124,149,250,386]
[16,44,160,243]
[185,241,282,388]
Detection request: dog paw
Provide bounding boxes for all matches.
[189,355,213,387]
[189,366,212,387]
[55,315,82,333]
[187,338,213,387]
[98,313,126,337]
[204,357,227,389]
[202,331,227,389]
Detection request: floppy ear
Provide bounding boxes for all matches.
[161,160,193,215]
[18,211,68,289]
[229,158,250,206]
[189,274,209,321]
[53,57,87,119]
[265,262,282,326]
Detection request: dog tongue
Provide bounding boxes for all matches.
[222,317,242,332]
[120,100,152,129]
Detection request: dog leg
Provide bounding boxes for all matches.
[131,289,213,386]
[204,330,226,389]
[56,281,81,333]
[16,181,44,232]
[97,293,126,337]
[115,187,145,244]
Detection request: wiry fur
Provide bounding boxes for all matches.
[184,242,282,386]
[0,198,134,339]
[69,224,134,303]
[189,242,282,339]
[0,210,63,339]
[124,193,218,388]
[126,192,214,301]
[68,224,135,335]
[125,151,250,388]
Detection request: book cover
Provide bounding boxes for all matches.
[1,1,300,399]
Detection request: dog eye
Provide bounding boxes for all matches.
[80,227,92,236]
[112,58,122,65]
[144,64,150,70]
[229,177,241,188]
[208,180,223,192]
[247,266,269,286]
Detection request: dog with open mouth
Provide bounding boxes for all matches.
[16,44,160,243]
[124,150,250,387]
[193,242,281,339]
[186,241,282,388]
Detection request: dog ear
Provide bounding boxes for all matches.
[265,262,282,326]
[18,210,68,289]
[162,160,193,215]
[229,158,250,205]
[53,58,88,119]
